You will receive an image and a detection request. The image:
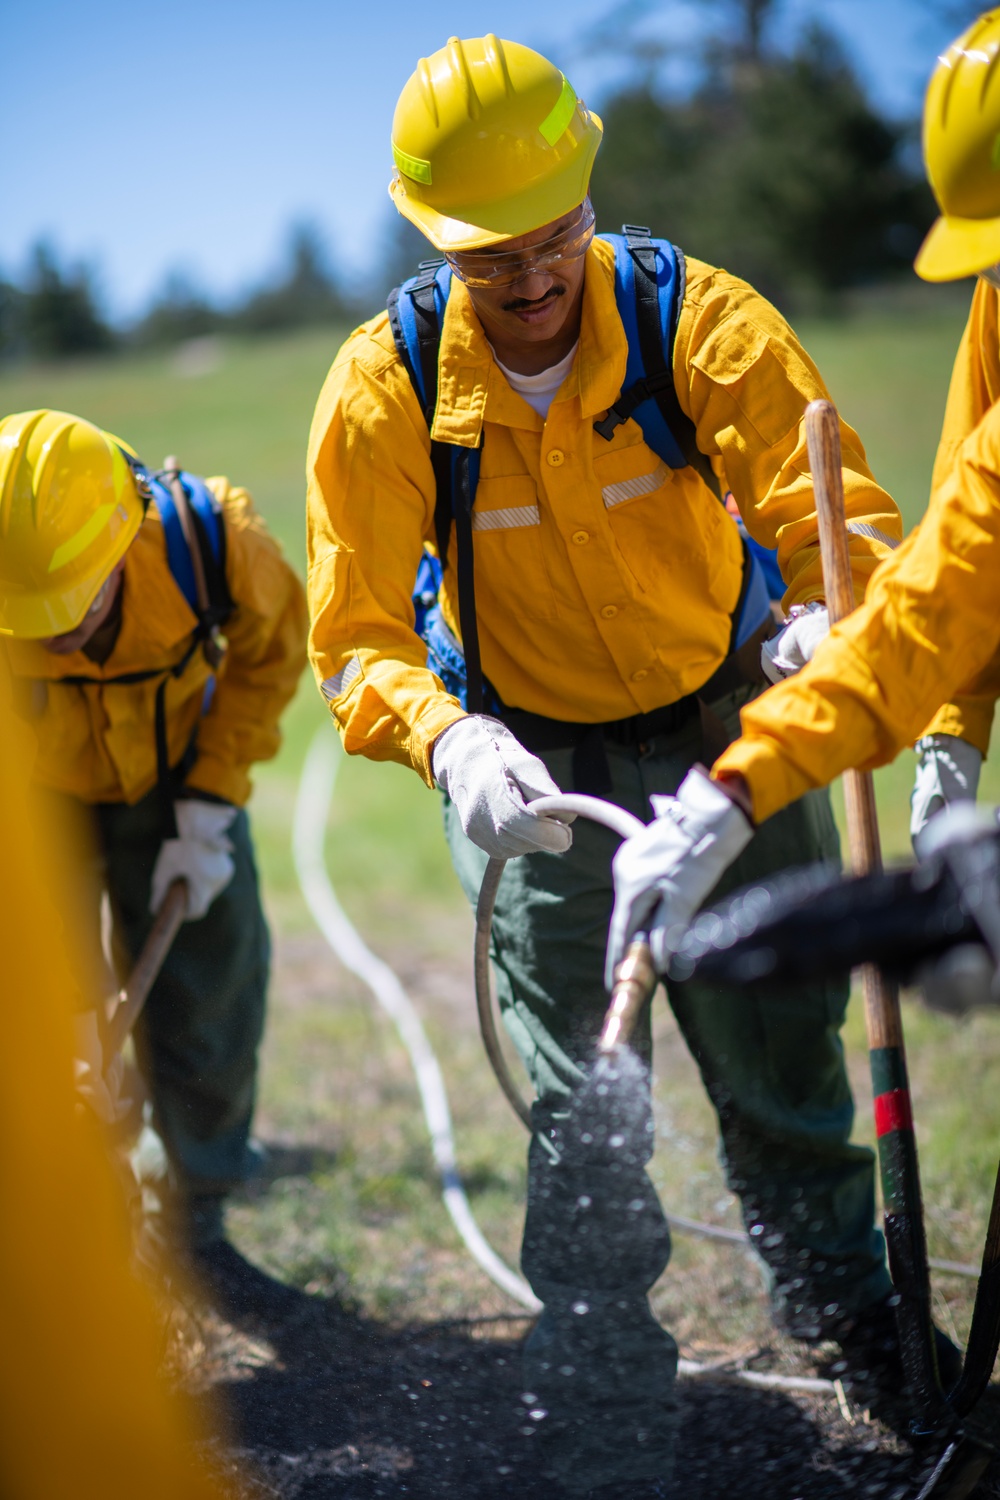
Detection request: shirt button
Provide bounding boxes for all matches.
[631,668,649,682]
[572,530,590,545]
[547,449,565,467]
[600,604,618,619]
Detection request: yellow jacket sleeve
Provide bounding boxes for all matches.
[919,281,1000,754]
[306,326,466,787]
[714,400,1000,822]
[184,479,308,804]
[676,260,902,608]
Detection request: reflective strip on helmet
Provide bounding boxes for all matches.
[846,521,899,550]
[392,142,433,185]
[602,463,669,510]
[47,502,117,573]
[321,655,362,701]
[471,505,540,530]
[539,75,577,146]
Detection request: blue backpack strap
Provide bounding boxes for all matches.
[388,260,456,564]
[601,227,781,642]
[149,470,231,633]
[389,262,489,711]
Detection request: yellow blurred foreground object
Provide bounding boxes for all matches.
[0,409,146,640]
[0,673,227,1500]
[389,34,602,251]
[916,8,1000,282]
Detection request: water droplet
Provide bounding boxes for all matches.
[521,1392,538,1405]
[577,1194,592,1208]
[580,1132,594,1144]
[627,1198,645,1212]
[529,1408,548,1421]
[609,1133,625,1148]
[823,1303,841,1317]
[559,1365,576,1377]
[572,1300,589,1315]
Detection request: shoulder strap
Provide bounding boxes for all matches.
[596,228,721,502]
[151,466,233,665]
[388,260,456,563]
[388,261,486,712]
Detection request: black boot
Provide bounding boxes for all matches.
[175,1194,301,1320]
[188,1237,302,1320]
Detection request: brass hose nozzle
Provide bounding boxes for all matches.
[599,934,657,1053]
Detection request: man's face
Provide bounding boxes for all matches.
[450,202,592,351]
[41,561,125,655]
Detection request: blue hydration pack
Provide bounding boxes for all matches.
[388,225,782,713]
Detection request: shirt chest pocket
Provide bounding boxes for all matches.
[470,475,560,622]
[591,438,705,593]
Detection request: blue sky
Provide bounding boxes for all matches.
[1,0,966,319]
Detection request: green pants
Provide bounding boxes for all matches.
[88,786,270,1228]
[445,699,890,1491]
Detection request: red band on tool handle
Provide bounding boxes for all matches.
[874,1088,913,1138]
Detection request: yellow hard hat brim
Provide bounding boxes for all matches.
[914,211,1000,282]
[390,111,603,253]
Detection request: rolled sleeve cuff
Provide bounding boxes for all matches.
[920,697,994,759]
[408,700,469,787]
[712,735,815,825]
[185,752,251,806]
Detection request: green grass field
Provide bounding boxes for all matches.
[4,300,1000,1366]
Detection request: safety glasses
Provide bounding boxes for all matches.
[446,199,596,289]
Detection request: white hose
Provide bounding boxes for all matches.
[293,727,541,1313]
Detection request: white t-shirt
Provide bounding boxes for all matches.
[495,342,579,421]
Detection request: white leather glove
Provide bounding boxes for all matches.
[761,603,830,684]
[150,799,237,920]
[910,734,983,855]
[606,767,753,988]
[432,715,574,859]
[73,1011,131,1126]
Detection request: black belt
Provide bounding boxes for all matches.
[491,613,776,796]
[495,696,700,797]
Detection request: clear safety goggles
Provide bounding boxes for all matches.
[446,199,596,289]
[980,262,1000,290]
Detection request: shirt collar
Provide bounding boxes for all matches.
[431,236,628,446]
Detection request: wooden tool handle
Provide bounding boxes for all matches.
[106,878,188,1054]
[805,400,903,1048]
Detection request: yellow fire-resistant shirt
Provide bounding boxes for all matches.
[307,236,900,786]
[716,284,1000,823]
[4,478,308,807]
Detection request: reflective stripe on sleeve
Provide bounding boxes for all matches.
[602,462,669,510]
[846,521,899,550]
[321,654,362,701]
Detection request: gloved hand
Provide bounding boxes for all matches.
[761,602,830,684]
[73,1010,131,1126]
[431,715,574,859]
[150,799,237,920]
[910,734,983,855]
[606,767,753,988]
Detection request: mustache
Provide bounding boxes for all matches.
[501,283,566,313]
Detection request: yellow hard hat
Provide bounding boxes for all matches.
[916,9,1000,281]
[0,410,147,639]
[389,34,603,252]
